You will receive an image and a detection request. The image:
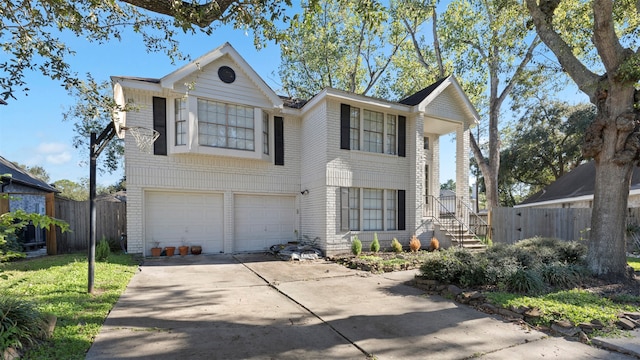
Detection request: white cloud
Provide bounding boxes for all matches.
[35,142,72,165]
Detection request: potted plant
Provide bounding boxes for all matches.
[190,245,202,255]
[150,241,162,257]
[178,238,189,256]
[165,246,176,257]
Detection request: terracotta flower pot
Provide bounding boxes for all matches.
[165,246,176,257]
[178,246,189,256]
[190,245,202,255]
[150,247,162,257]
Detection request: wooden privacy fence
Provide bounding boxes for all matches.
[54,198,126,253]
[490,207,640,244]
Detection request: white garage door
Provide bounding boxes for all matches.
[146,192,224,254]
[234,195,295,252]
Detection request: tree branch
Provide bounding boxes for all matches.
[592,0,627,75]
[120,0,235,28]
[524,0,600,98]
[496,36,540,107]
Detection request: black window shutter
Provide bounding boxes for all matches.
[398,190,406,230]
[152,97,167,156]
[340,187,349,231]
[274,116,284,166]
[398,115,406,157]
[340,104,350,150]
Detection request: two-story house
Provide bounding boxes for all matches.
[112,43,480,257]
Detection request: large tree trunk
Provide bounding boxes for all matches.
[586,84,637,280]
[590,160,632,279]
[525,0,639,280]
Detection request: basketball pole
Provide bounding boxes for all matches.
[88,123,116,294]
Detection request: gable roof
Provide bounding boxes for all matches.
[159,42,283,108]
[398,77,448,106]
[398,75,480,124]
[517,161,640,207]
[0,156,58,193]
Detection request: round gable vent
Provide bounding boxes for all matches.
[218,66,236,84]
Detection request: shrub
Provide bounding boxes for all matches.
[351,236,362,256]
[0,296,46,351]
[391,238,403,253]
[541,262,584,289]
[429,237,440,251]
[370,233,380,253]
[96,237,111,261]
[557,241,587,264]
[409,235,421,252]
[505,268,545,294]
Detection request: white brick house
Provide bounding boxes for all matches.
[112,43,479,256]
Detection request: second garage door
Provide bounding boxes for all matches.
[234,195,295,252]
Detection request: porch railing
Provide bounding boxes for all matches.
[424,194,490,244]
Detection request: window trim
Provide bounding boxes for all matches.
[341,104,402,156]
[342,187,402,232]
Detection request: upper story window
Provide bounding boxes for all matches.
[350,107,360,150]
[263,112,269,155]
[175,98,187,146]
[363,110,384,153]
[343,104,400,155]
[197,99,255,151]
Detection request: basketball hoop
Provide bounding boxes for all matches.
[122,126,159,154]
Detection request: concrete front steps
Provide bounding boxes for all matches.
[435,217,487,252]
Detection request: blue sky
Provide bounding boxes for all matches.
[0,21,464,187]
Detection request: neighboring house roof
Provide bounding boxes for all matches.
[0,156,58,193]
[517,161,640,207]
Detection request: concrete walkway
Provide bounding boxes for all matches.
[86,254,636,360]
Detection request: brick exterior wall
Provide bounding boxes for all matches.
[120,57,475,256]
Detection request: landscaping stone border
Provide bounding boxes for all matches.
[412,276,640,343]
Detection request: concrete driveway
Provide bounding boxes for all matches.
[86,254,634,360]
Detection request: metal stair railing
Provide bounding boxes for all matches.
[425,195,489,246]
[425,195,470,247]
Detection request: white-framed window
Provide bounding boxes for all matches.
[349,107,399,155]
[175,98,187,146]
[387,190,397,230]
[263,111,269,155]
[386,115,397,155]
[349,188,360,231]
[197,99,255,151]
[345,188,398,231]
[363,110,384,153]
[363,189,383,230]
[350,107,360,150]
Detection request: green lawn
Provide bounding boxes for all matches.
[0,253,139,359]
[629,257,640,272]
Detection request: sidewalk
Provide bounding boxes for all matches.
[86,254,639,359]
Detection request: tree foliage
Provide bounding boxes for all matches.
[277,0,404,99]
[498,101,595,205]
[1,0,296,103]
[62,76,126,174]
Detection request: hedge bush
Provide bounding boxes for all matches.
[419,237,590,295]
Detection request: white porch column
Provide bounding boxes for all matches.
[411,113,426,230]
[455,123,471,217]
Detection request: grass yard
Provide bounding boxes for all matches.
[0,253,139,359]
[628,257,640,272]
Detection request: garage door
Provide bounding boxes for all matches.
[234,195,295,252]
[146,192,224,254]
